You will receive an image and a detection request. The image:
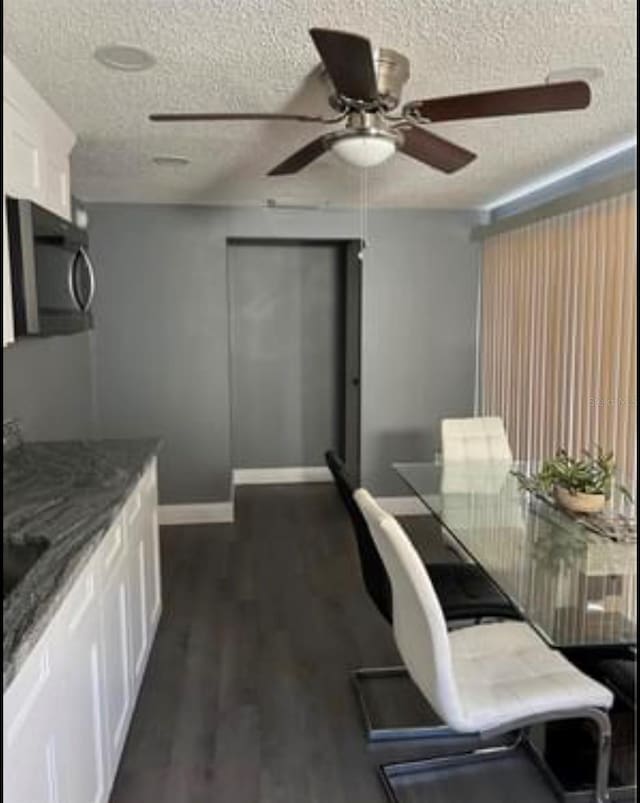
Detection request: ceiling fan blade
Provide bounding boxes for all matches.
[268,136,329,175]
[408,81,591,122]
[309,28,378,102]
[149,112,333,123]
[395,124,476,173]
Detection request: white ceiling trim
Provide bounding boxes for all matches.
[481,135,637,211]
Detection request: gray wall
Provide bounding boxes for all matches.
[89,205,231,505]
[228,240,342,469]
[89,203,480,502]
[3,332,96,441]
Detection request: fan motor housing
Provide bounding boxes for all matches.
[322,47,410,111]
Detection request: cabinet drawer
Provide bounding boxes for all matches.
[98,519,126,577]
[53,560,97,637]
[124,462,156,527]
[125,488,143,528]
[141,460,157,497]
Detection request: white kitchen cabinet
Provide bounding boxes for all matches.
[43,151,71,221]
[142,468,163,639]
[2,99,42,203]
[126,460,162,693]
[2,57,75,217]
[126,489,150,688]
[3,639,64,803]
[99,522,133,777]
[56,569,108,803]
[3,461,162,803]
[2,56,76,346]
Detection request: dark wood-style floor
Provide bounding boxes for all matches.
[108,484,563,803]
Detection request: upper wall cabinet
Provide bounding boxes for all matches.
[3,57,76,218]
[2,56,76,347]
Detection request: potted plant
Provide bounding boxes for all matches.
[515,447,632,515]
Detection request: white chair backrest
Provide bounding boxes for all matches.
[440,460,512,495]
[354,489,465,728]
[441,416,513,463]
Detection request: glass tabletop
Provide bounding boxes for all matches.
[394,461,637,650]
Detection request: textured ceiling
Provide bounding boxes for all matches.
[3,0,637,208]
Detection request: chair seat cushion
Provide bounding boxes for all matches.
[449,621,614,732]
[428,563,521,621]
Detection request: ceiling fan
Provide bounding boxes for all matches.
[149,28,591,176]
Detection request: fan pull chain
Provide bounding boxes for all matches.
[359,167,369,261]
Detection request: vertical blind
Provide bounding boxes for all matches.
[481,190,637,489]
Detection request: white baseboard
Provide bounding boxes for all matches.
[375,496,426,517]
[159,466,331,526]
[232,466,332,485]
[158,502,234,526]
[159,489,423,524]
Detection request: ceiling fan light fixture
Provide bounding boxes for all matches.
[328,130,397,168]
[149,29,595,179]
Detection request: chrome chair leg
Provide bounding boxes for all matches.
[379,734,523,802]
[378,708,612,803]
[588,708,612,803]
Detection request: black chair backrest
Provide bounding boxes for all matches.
[325,450,392,624]
[596,658,636,710]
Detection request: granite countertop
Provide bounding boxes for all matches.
[3,438,161,692]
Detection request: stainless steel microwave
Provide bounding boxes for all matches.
[6,197,95,337]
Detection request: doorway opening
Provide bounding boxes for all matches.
[227,238,362,482]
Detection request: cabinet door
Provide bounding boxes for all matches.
[126,490,149,689]
[3,99,43,203]
[141,468,162,635]
[3,647,63,803]
[146,505,162,633]
[43,153,71,221]
[99,522,132,776]
[58,570,108,803]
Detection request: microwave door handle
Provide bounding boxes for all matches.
[81,248,96,311]
[67,252,80,310]
[71,247,96,311]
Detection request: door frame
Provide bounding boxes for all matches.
[225,237,363,481]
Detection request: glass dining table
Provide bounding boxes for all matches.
[394,461,637,654]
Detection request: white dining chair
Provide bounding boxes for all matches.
[439,418,520,555]
[326,450,520,743]
[441,416,513,463]
[354,488,614,803]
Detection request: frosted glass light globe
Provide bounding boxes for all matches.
[330,132,397,168]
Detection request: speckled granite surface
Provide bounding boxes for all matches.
[3,419,22,455]
[3,438,161,691]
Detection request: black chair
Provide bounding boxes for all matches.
[326,450,393,624]
[596,656,636,796]
[325,449,521,741]
[325,450,520,625]
[596,657,636,710]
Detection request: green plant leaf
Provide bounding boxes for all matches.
[518,444,623,501]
